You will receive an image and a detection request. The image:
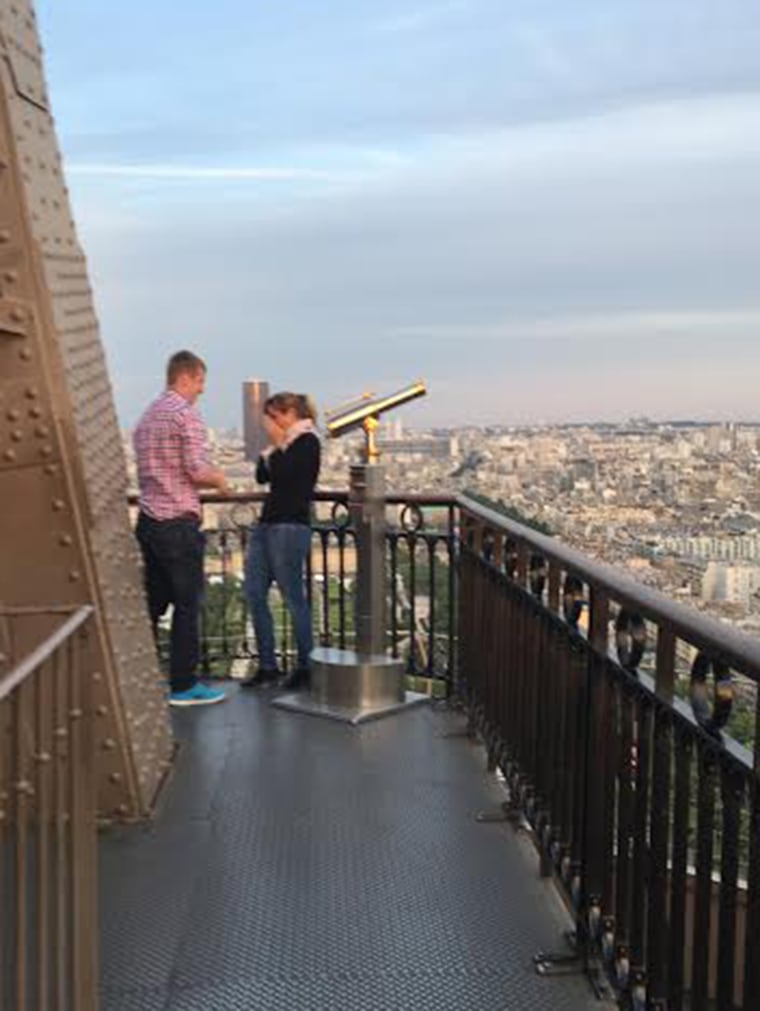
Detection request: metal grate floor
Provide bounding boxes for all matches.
[100,688,597,1010]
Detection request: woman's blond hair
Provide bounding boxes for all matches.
[265,391,317,422]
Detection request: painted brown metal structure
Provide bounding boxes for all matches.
[0,0,172,820]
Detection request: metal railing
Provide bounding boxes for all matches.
[0,605,97,1011]
[140,491,458,691]
[458,494,760,1010]
[129,485,760,1005]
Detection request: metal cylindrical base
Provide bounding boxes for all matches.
[311,646,404,710]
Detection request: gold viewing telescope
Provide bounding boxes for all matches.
[326,380,427,463]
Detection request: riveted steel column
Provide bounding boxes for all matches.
[0,0,172,820]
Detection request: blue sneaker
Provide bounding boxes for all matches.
[169,683,226,707]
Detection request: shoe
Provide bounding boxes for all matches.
[169,683,226,707]
[239,668,280,688]
[280,667,310,691]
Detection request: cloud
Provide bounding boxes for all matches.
[67,162,353,183]
[388,309,760,344]
[65,82,760,429]
[370,1,470,35]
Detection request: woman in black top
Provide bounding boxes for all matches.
[242,392,320,689]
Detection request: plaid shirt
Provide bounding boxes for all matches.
[133,390,210,520]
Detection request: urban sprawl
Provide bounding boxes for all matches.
[126,418,760,642]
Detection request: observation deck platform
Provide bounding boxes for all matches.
[99,687,596,1010]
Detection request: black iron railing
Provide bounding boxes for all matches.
[128,486,760,1005]
[136,491,458,692]
[458,494,760,1011]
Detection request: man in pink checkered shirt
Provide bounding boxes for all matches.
[134,350,229,707]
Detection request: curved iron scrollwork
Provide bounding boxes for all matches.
[562,574,584,628]
[615,609,647,673]
[229,501,259,529]
[504,538,518,578]
[400,502,424,534]
[689,653,733,735]
[330,500,351,528]
[482,529,495,563]
[529,554,547,600]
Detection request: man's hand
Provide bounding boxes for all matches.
[192,466,230,493]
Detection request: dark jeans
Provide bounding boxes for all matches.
[136,512,205,693]
[244,523,313,671]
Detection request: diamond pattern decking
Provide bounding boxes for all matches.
[99,688,598,1010]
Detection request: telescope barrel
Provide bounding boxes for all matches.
[326,381,426,438]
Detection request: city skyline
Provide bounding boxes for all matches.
[36,1,760,429]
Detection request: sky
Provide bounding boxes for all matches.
[35,0,760,430]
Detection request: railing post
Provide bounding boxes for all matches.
[70,627,98,1011]
[581,588,610,964]
[648,626,676,1004]
[447,502,457,697]
[12,678,31,1011]
[745,777,760,1009]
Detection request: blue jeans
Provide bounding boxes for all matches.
[244,523,313,670]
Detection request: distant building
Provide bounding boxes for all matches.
[701,562,760,607]
[661,533,760,562]
[376,436,453,460]
[242,379,269,462]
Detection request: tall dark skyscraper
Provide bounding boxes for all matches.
[243,379,269,461]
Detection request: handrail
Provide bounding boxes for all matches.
[0,604,94,702]
[458,492,760,682]
[127,490,457,508]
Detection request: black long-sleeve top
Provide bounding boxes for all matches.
[256,432,321,525]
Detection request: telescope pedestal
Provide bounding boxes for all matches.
[273,647,427,725]
[272,463,429,725]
